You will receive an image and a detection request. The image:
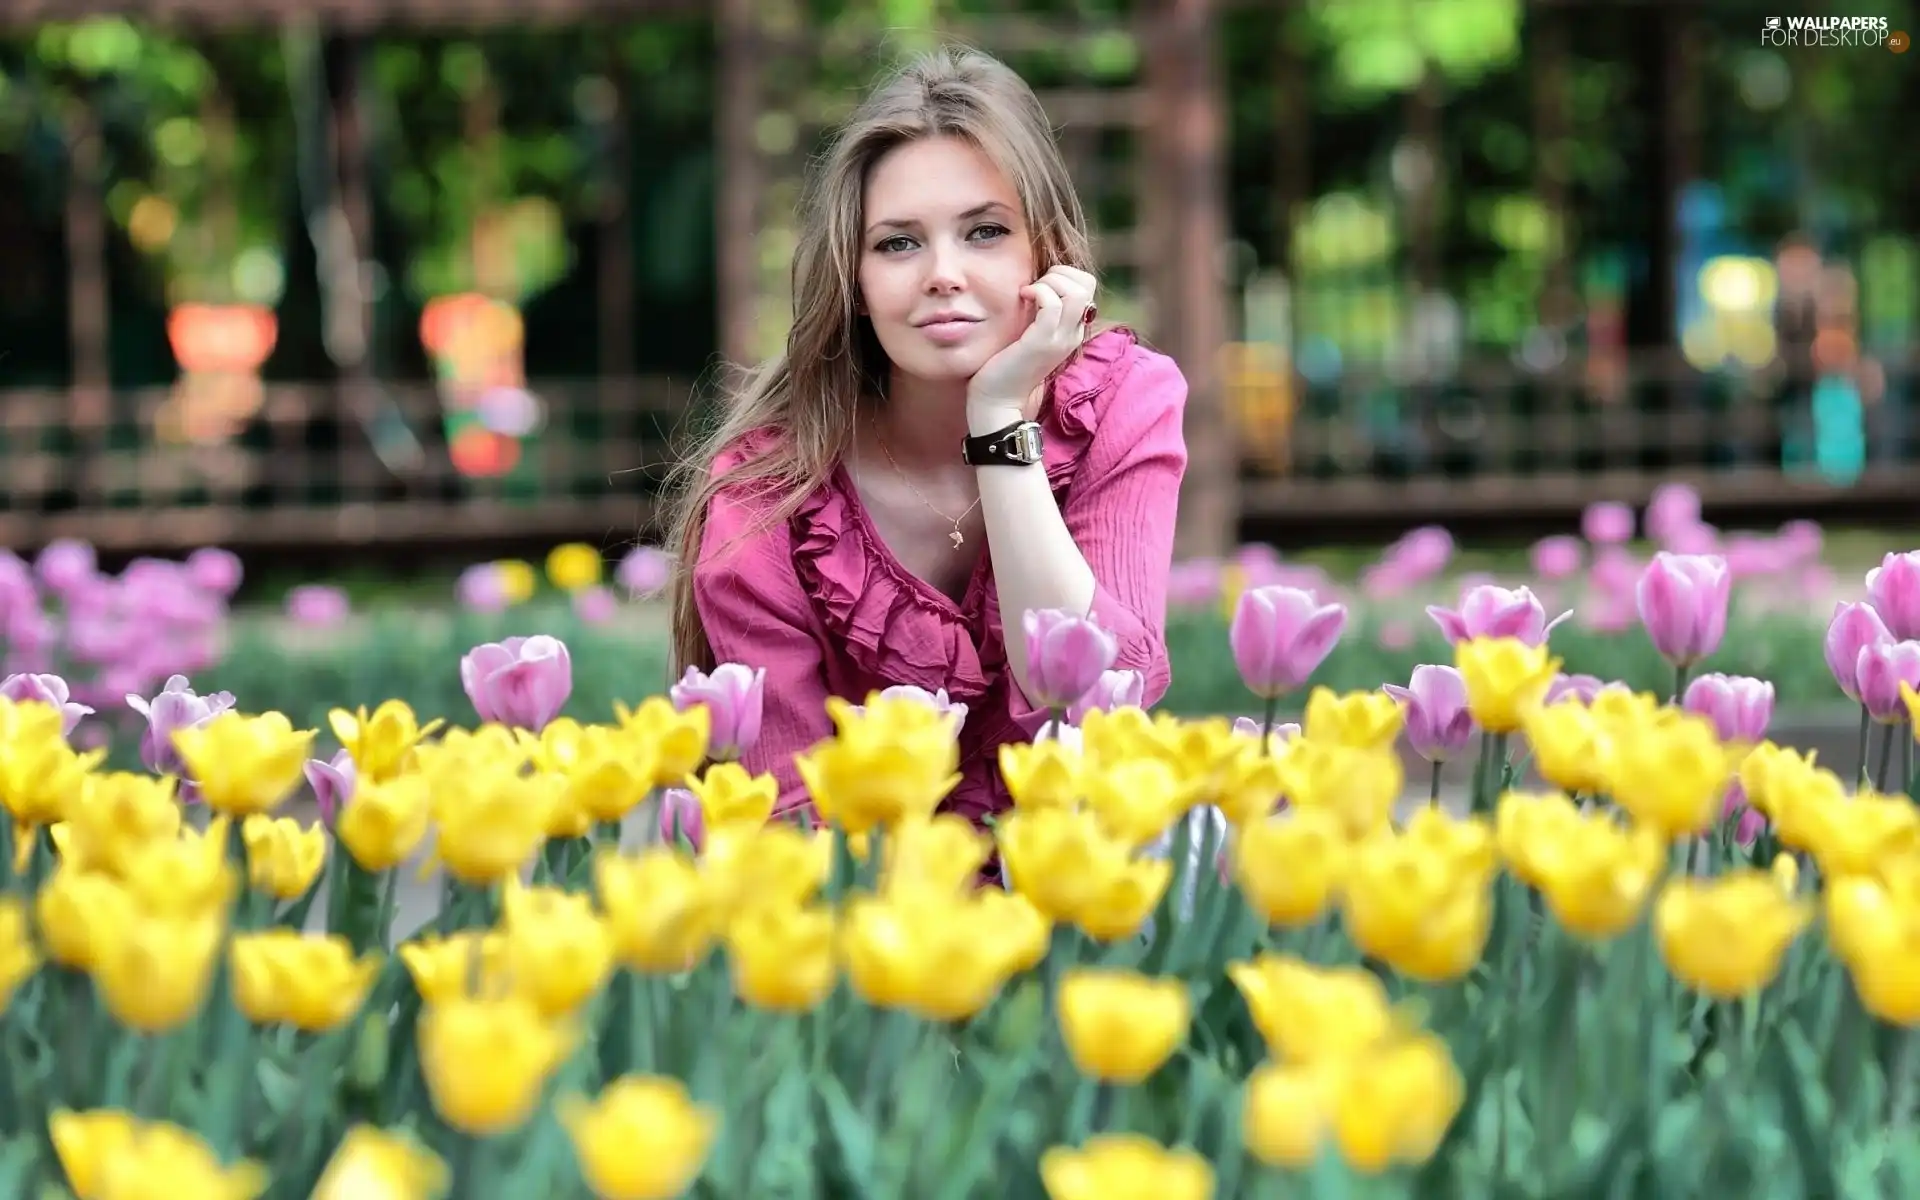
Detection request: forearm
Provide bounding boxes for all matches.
[970,403,1097,699]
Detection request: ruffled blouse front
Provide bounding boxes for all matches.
[692,327,1189,825]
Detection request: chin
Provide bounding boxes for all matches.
[885,341,996,383]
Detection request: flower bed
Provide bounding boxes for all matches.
[3,528,1920,1198]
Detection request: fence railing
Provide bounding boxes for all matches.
[2,347,1915,552]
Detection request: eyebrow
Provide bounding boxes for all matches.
[865,201,1014,239]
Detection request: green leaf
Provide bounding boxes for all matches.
[818,1075,879,1200]
[1774,1022,1843,1197]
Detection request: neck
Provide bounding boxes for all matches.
[876,368,970,468]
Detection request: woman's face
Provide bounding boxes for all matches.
[856,135,1037,386]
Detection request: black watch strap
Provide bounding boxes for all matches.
[962,420,1044,467]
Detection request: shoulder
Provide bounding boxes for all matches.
[694,427,803,578]
[1053,328,1188,433]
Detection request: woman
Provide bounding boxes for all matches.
[664,46,1189,827]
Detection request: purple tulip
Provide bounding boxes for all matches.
[1530,536,1584,581]
[1382,526,1455,579]
[304,750,356,825]
[1723,780,1766,848]
[659,787,704,849]
[1427,584,1570,647]
[1067,669,1145,723]
[125,674,236,776]
[184,547,244,597]
[1546,673,1612,706]
[1826,601,1893,703]
[1022,608,1119,710]
[1645,483,1702,545]
[454,564,510,613]
[616,547,673,597]
[1855,640,1920,723]
[1384,665,1475,764]
[1866,551,1920,640]
[34,539,96,594]
[460,636,573,730]
[1581,501,1634,545]
[1228,586,1348,700]
[286,585,351,627]
[0,673,93,737]
[670,662,766,761]
[1635,553,1731,667]
[572,585,620,626]
[1682,674,1775,744]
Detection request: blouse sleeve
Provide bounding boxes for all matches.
[691,487,832,821]
[1058,348,1190,705]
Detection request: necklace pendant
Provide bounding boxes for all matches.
[950,530,965,548]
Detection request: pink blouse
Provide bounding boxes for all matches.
[691,327,1189,826]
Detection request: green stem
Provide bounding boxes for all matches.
[1429,759,1443,807]
[1259,693,1279,753]
[1672,662,1692,705]
[1876,724,1897,793]
[1856,703,1873,788]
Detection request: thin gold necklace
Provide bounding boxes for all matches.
[876,438,982,549]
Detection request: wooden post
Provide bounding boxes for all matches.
[62,96,110,508]
[715,0,763,370]
[597,45,635,383]
[1144,0,1235,561]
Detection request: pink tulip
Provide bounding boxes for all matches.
[1067,669,1145,723]
[1228,586,1348,700]
[1427,584,1570,647]
[1645,483,1702,545]
[286,585,351,627]
[572,585,620,626]
[659,787,704,848]
[454,564,510,613]
[1825,601,1892,702]
[304,750,356,825]
[0,672,93,737]
[1581,502,1634,545]
[1384,665,1475,763]
[1167,560,1224,609]
[1635,553,1731,667]
[851,685,971,732]
[125,674,236,777]
[34,538,96,594]
[616,546,673,597]
[1545,673,1623,706]
[1022,608,1118,710]
[1383,526,1455,579]
[1376,619,1415,651]
[1723,780,1766,848]
[460,636,573,730]
[184,547,244,597]
[1232,716,1300,751]
[1530,536,1584,581]
[1776,520,1824,563]
[1866,551,1920,640]
[670,662,766,761]
[1681,674,1775,744]
[1855,640,1920,723]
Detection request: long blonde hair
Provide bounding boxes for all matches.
[663,45,1096,674]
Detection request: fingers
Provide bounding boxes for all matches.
[1026,281,1065,340]
[1037,266,1097,336]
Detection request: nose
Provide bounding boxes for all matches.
[922,236,965,294]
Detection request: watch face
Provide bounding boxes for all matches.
[1011,424,1043,462]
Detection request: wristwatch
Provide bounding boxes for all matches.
[962,420,1045,467]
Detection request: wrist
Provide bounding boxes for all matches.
[965,402,1027,436]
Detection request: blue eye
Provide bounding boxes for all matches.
[970,224,1010,242]
[876,235,917,253]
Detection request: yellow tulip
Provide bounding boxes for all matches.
[1039,1135,1214,1200]
[1529,815,1666,941]
[1330,1031,1465,1173]
[329,700,443,785]
[414,724,527,778]
[1226,955,1395,1063]
[612,696,711,789]
[1825,876,1920,1024]
[1494,790,1583,887]
[500,878,615,1017]
[686,761,778,831]
[1655,871,1813,999]
[840,887,1040,1021]
[399,931,511,1005]
[240,815,328,900]
[1146,713,1247,788]
[0,694,65,746]
[1797,790,1920,880]
[493,559,538,604]
[1243,1057,1341,1168]
[532,720,657,825]
[1522,701,1611,795]
[59,772,181,877]
[229,931,381,1032]
[0,898,40,1011]
[1903,680,1920,728]
[697,822,834,919]
[1396,806,1497,875]
[0,735,103,827]
[1772,851,1800,896]
[82,1117,267,1200]
[1083,757,1196,848]
[116,820,238,918]
[49,1108,141,1199]
[1455,637,1560,734]
[337,775,433,873]
[1606,711,1737,840]
[558,1076,718,1200]
[1212,750,1288,826]
[724,901,838,1012]
[1342,836,1493,983]
[545,542,605,592]
[794,697,961,834]
[1587,688,1666,736]
[1077,705,1161,770]
[418,994,576,1136]
[997,806,1170,942]
[172,711,315,817]
[1233,809,1347,927]
[998,739,1085,810]
[594,849,722,974]
[1272,738,1402,840]
[1304,687,1406,751]
[310,1125,448,1200]
[1057,968,1190,1084]
[36,866,133,971]
[879,814,992,896]
[90,911,225,1033]
[431,771,558,886]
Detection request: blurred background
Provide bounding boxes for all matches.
[0,0,1915,743]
